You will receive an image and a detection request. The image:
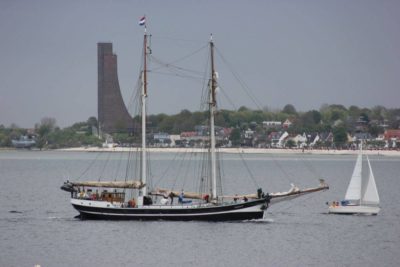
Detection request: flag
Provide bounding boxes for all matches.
[139,16,146,26]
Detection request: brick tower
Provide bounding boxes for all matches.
[97,43,133,133]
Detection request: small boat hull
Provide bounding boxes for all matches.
[71,198,267,221]
[328,205,380,215]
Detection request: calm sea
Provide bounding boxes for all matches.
[0,150,399,267]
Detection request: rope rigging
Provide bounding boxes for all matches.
[148,70,204,82]
[300,155,324,180]
[77,152,103,181]
[152,151,181,188]
[113,151,124,181]
[214,46,265,111]
[169,149,190,191]
[235,149,260,189]
[268,153,296,184]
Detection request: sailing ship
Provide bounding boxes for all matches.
[61,25,329,221]
[328,143,380,215]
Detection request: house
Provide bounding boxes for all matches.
[222,128,232,138]
[277,131,289,147]
[319,132,334,144]
[102,135,116,148]
[384,129,400,148]
[180,131,197,138]
[194,125,228,137]
[282,119,292,129]
[194,125,208,136]
[263,121,282,129]
[153,132,170,145]
[355,116,369,132]
[267,131,280,147]
[169,135,181,147]
[384,129,400,140]
[291,133,307,148]
[310,134,320,147]
[268,131,288,148]
[353,132,372,141]
[369,119,389,129]
[244,129,254,139]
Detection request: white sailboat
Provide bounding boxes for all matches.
[328,143,380,215]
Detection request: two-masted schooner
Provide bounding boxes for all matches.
[61,23,328,221]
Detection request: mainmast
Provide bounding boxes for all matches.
[359,140,363,205]
[139,28,148,205]
[209,35,218,200]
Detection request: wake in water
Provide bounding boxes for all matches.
[244,218,274,224]
[9,210,23,214]
[226,217,274,224]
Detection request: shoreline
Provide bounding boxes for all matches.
[55,147,400,156]
[1,147,399,156]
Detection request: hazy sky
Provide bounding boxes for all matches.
[1,0,399,128]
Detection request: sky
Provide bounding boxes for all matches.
[0,0,399,128]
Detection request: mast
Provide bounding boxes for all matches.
[139,28,148,204]
[359,140,363,205]
[209,35,217,200]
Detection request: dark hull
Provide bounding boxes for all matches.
[77,211,264,221]
[72,198,267,221]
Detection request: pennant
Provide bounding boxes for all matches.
[139,16,146,26]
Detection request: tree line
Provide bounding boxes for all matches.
[145,104,399,135]
[1,104,399,149]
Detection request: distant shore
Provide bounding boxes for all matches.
[1,146,399,156]
[55,147,400,156]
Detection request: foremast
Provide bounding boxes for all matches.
[209,35,218,200]
[138,27,148,206]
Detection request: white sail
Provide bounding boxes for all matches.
[70,180,144,189]
[344,152,362,202]
[361,156,380,205]
[329,146,380,215]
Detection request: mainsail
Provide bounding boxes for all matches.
[344,152,363,202]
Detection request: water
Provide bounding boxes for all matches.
[1,150,399,267]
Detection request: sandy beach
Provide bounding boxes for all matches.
[57,147,400,156]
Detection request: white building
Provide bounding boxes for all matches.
[262,121,282,129]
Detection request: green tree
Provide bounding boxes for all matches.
[230,128,241,146]
[35,117,57,149]
[297,110,322,130]
[87,116,98,130]
[333,127,347,148]
[368,125,384,137]
[285,139,296,148]
[282,104,297,115]
[238,106,250,112]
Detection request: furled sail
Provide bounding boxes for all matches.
[150,188,207,200]
[361,156,380,205]
[344,153,362,202]
[151,180,329,202]
[69,180,145,189]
